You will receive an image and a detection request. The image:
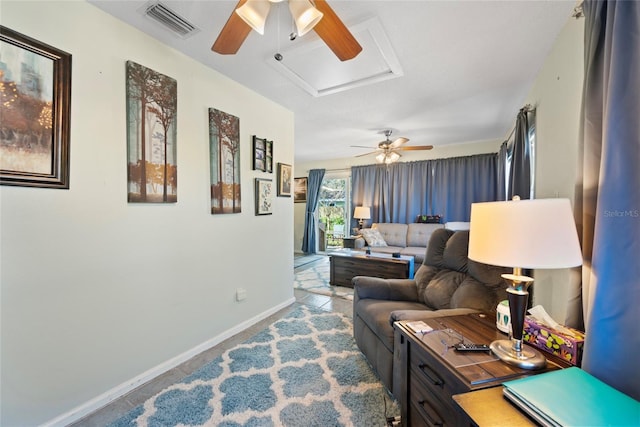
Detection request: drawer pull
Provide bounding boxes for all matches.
[418,363,444,386]
[417,399,444,426]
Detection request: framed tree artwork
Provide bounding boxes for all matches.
[255,178,273,215]
[0,26,71,189]
[277,163,292,197]
[125,60,177,203]
[294,177,307,203]
[209,108,241,214]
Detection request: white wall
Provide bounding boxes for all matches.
[0,2,294,425]
[524,16,585,321]
[293,139,502,254]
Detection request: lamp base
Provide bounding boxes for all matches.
[490,339,547,370]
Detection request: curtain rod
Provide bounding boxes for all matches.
[304,167,351,174]
[572,1,584,19]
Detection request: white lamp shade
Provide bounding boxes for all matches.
[468,198,582,269]
[236,0,271,35]
[354,206,371,220]
[288,0,323,36]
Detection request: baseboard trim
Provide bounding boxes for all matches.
[42,297,296,427]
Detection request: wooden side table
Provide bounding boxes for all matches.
[393,314,569,426]
[342,236,360,249]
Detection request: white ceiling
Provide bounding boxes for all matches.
[88,0,576,163]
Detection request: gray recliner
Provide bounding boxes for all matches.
[352,228,510,395]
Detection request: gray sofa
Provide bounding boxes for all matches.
[353,223,445,264]
[352,228,510,396]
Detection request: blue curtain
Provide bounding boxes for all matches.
[351,164,391,225]
[387,160,434,224]
[577,0,640,400]
[431,154,499,222]
[301,169,325,254]
[497,141,509,201]
[508,109,532,200]
[352,154,498,225]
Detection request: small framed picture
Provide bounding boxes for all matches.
[255,178,273,215]
[265,140,273,173]
[277,163,292,197]
[294,177,307,203]
[252,136,273,173]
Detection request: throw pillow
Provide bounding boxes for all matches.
[360,228,387,247]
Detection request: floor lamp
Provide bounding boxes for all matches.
[468,198,582,369]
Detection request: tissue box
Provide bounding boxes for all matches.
[523,316,585,366]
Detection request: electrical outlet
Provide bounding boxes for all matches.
[236,288,247,301]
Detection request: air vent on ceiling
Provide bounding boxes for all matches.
[142,1,200,38]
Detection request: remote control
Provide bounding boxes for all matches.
[454,343,491,352]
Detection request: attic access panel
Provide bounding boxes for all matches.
[268,17,403,97]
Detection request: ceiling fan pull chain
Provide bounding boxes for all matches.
[274,2,283,61]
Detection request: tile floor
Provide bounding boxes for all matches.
[72,257,351,426]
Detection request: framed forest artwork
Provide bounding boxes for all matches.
[0,26,71,189]
[277,163,291,197]
[126,60,177,203]
[209,108,241,214]
[255,178,273,215]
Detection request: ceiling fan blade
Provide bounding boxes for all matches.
[389,137,409,149]
[211,0,252,55]
[350,145,377,149]
[397,145,434,151]
[312,0,363,61]
[355,150,379,158]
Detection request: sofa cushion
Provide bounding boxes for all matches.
[399,247,426,263]
[360,228,388,247]
[372,223,408,247]
[450,276,503,312]
[406,223,444,247]
[421,270,468,309]
[423,228,454,268]
[356,299,429,352]
[442,230,469,272]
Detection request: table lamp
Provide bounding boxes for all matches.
[354,206,371,229]
[468,198,582,369]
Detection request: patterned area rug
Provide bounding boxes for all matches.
[109,306,398,427]
[294,256,354,300]
[293,254,324,269]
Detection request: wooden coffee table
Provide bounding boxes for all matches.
[328,250,414,288]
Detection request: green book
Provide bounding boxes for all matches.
[503,367,639,427]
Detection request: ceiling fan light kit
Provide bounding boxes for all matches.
[376,151,401,164]
[213,0,362,61]
[236,0,323,37]
[353,129,434,165]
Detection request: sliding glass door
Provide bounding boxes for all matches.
[317,175,350,251]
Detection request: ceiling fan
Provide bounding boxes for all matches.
[211,0,363,61]
[352,130,434,164]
